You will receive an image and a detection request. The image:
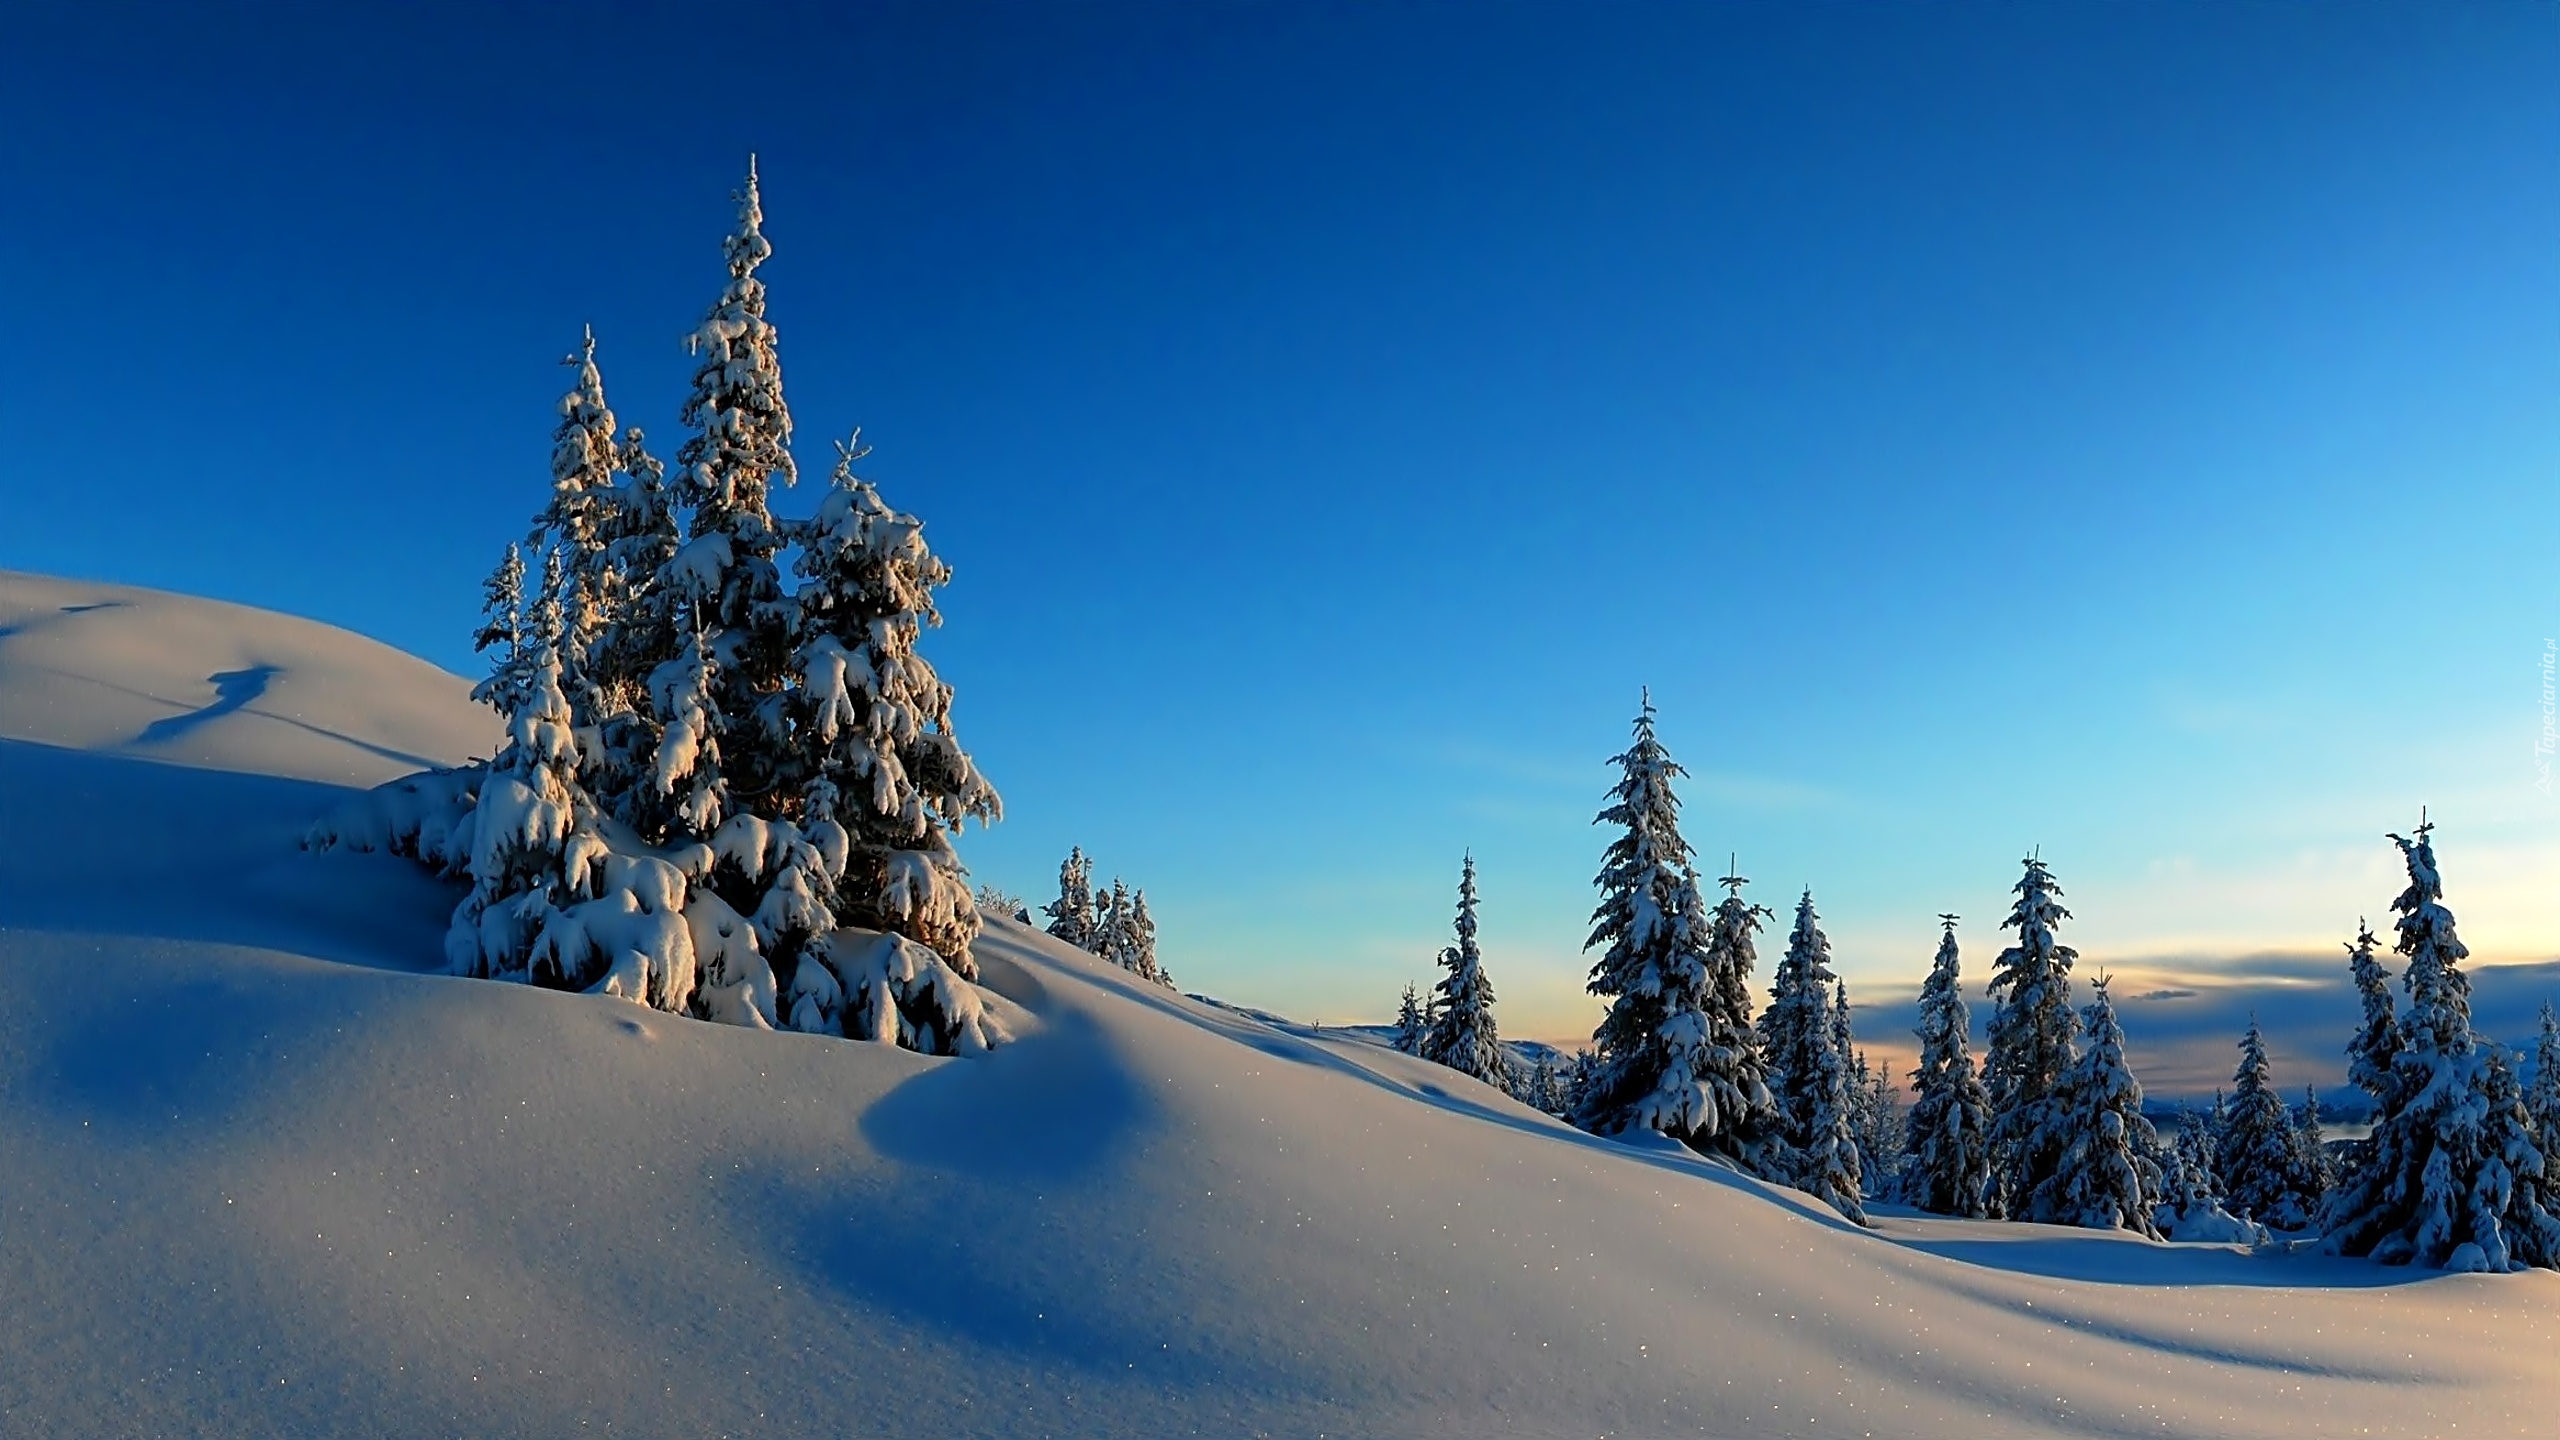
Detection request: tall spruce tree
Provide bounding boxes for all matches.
[1424,854,1509,1087]
[2323,820,2560,1269]
[1761,890,1865,1221]
[532,329,623,713]
[665,158,799,818]
[1985,854,2079,1221]
[1908,915,1995,1218]
[2040,979,2163,1237]
[2219,1016,2322,1229]
[1574,698,1773,1163]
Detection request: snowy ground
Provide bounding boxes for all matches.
[3,569,2555,1439]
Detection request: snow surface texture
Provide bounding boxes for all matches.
[0,571,498,786]
[5,573,2559,1438]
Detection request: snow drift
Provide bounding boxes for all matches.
[4,570,2557,1439]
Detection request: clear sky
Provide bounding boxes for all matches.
[4,1,2554,1077]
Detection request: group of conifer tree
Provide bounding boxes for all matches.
[1388,698,2560,1268]
[311,164,1006,1055]
[1040,846,1174,988]
[2314,823,2560,1270]
[1560,696,1908,1222]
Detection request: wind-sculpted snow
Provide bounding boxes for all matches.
[4,574,2558,1437]
[0,571,497,784]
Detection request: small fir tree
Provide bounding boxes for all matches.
[1985,854,2080,1221]
[1125,890,1167,985]
[1391,983,1425,1055]
[1423,854,1510,1088]
[2218,1016,2323,1230]
[531,328,623,713]
[1760,890,1865,1221]
[2526,1003,2560,1149]
[447,646,603,984]
[786,435,1001,968]
[470,543,530,716]
[2039,979,2162,1237]
[648,626,727,839]
[1856,1056,1908,1203]
[1093,879,1132,968]
[1044,847,1099,950]
[2476,1046,2560,1269]
[583,421,683,821]
[2295,1084,2335,1198]
[2157,1107,2221,1230]
[1562,1048,1601,1117]
[1908,915,1995,1218]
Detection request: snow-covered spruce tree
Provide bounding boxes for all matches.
[2527,1003,2560,1150]
[1573,698,1775,1166]
[1423,854,1510,1088]
[2155,1109,2213,1220]
[2477,1045,2560,1269]
[1125,890,1168,986]
[446,646,612,985]
[1391,983,1425,1055]
[1843,982,1906,1198]
[1760,890,1865,1221]
[2295,1084,2335,1198]
[2218,1016,2323,1230]
[1856,1054,1908,1203]
[2038,979,2162,1237]
[648,624,728,841]
[1907,915,1995,1218]
[782,435,1000,958]
[1562,1048,1600,1117]
[574,424,684,825]
[662,158,799,820]
[2341,919,2399,1109]
[1044,846,1099,950]
[1985,854,2080,1221]
[1522,1055,1567,1115]
[470,543,530,715]
[2323,821,2560,1269]
[2156,1106,2262,1242]
[756,435,1001,1051]
[1093,878,1132,966]
[2320,919,2400,1235]
[528,329,623,714]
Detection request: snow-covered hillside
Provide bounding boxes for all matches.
[3,573,2555,1439]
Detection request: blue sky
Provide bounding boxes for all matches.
[4,2,2553,1083]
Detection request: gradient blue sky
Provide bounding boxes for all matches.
[4,2,2554,1081]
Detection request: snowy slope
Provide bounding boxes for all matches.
[3,575,2556,1440]
[0,570,496,786]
